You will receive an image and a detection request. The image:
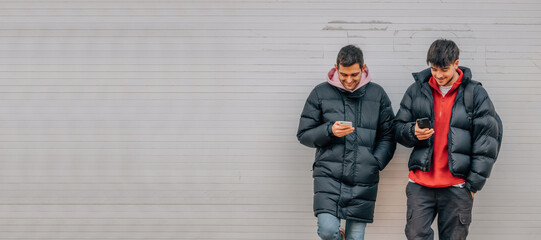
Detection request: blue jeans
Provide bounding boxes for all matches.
[317,213,366,240]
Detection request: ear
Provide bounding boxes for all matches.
[335,64,339,70]
[453,60,459,69]
[362,64,367,72]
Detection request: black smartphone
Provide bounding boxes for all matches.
[416,118,431,129]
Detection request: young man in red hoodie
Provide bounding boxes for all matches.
[395,39,502,239]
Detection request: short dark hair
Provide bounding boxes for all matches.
[337,45,364,68]
[426,39,460,67]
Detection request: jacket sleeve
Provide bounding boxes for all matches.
[296,88,335,148]
[394,85,419,148]
[465,86,501,193]
[373,90,397,170]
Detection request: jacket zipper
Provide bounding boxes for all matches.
[446,87,463,177]
[422,84,434,172]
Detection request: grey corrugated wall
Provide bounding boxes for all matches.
[0,0,540,239]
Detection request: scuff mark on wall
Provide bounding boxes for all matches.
[328,20,392,24]
[322,26,388,31]
[323,20,391,31]
[322,26,346,31]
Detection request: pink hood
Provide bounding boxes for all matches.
[327,66,372,92]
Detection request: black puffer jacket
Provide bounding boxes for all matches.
[395,67,501,192]
[297,82,396,222]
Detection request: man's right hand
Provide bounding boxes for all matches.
[414,122,434,140]
[332,121,355,137]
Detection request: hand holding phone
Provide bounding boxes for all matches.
[415,117,434,140]
[339,121,352,128]
[416,118,431,129]
[332,121,354,137]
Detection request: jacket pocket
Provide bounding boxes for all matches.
[373,153,383,170]
[353,148,380,184]
[368,151,384,171]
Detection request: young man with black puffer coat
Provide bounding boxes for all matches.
[297,45,396,240]
[395,39,503,240]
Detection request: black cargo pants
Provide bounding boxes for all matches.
[405,182,474,240]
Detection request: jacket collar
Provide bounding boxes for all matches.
[334,82,368,99]
[413,66,472,85]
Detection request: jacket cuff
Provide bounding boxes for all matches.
[465,182,478,193]
[327,122,334,137]
[409,122,417,142]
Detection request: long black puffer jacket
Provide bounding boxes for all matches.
[395,67,501,192]
[297,82,396,222]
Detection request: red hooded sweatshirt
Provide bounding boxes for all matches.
[409,68,466,188]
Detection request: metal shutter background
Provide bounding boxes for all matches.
[0,0,539,239]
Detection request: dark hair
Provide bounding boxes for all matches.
[336,45,364,68]
[426,39,460,67]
